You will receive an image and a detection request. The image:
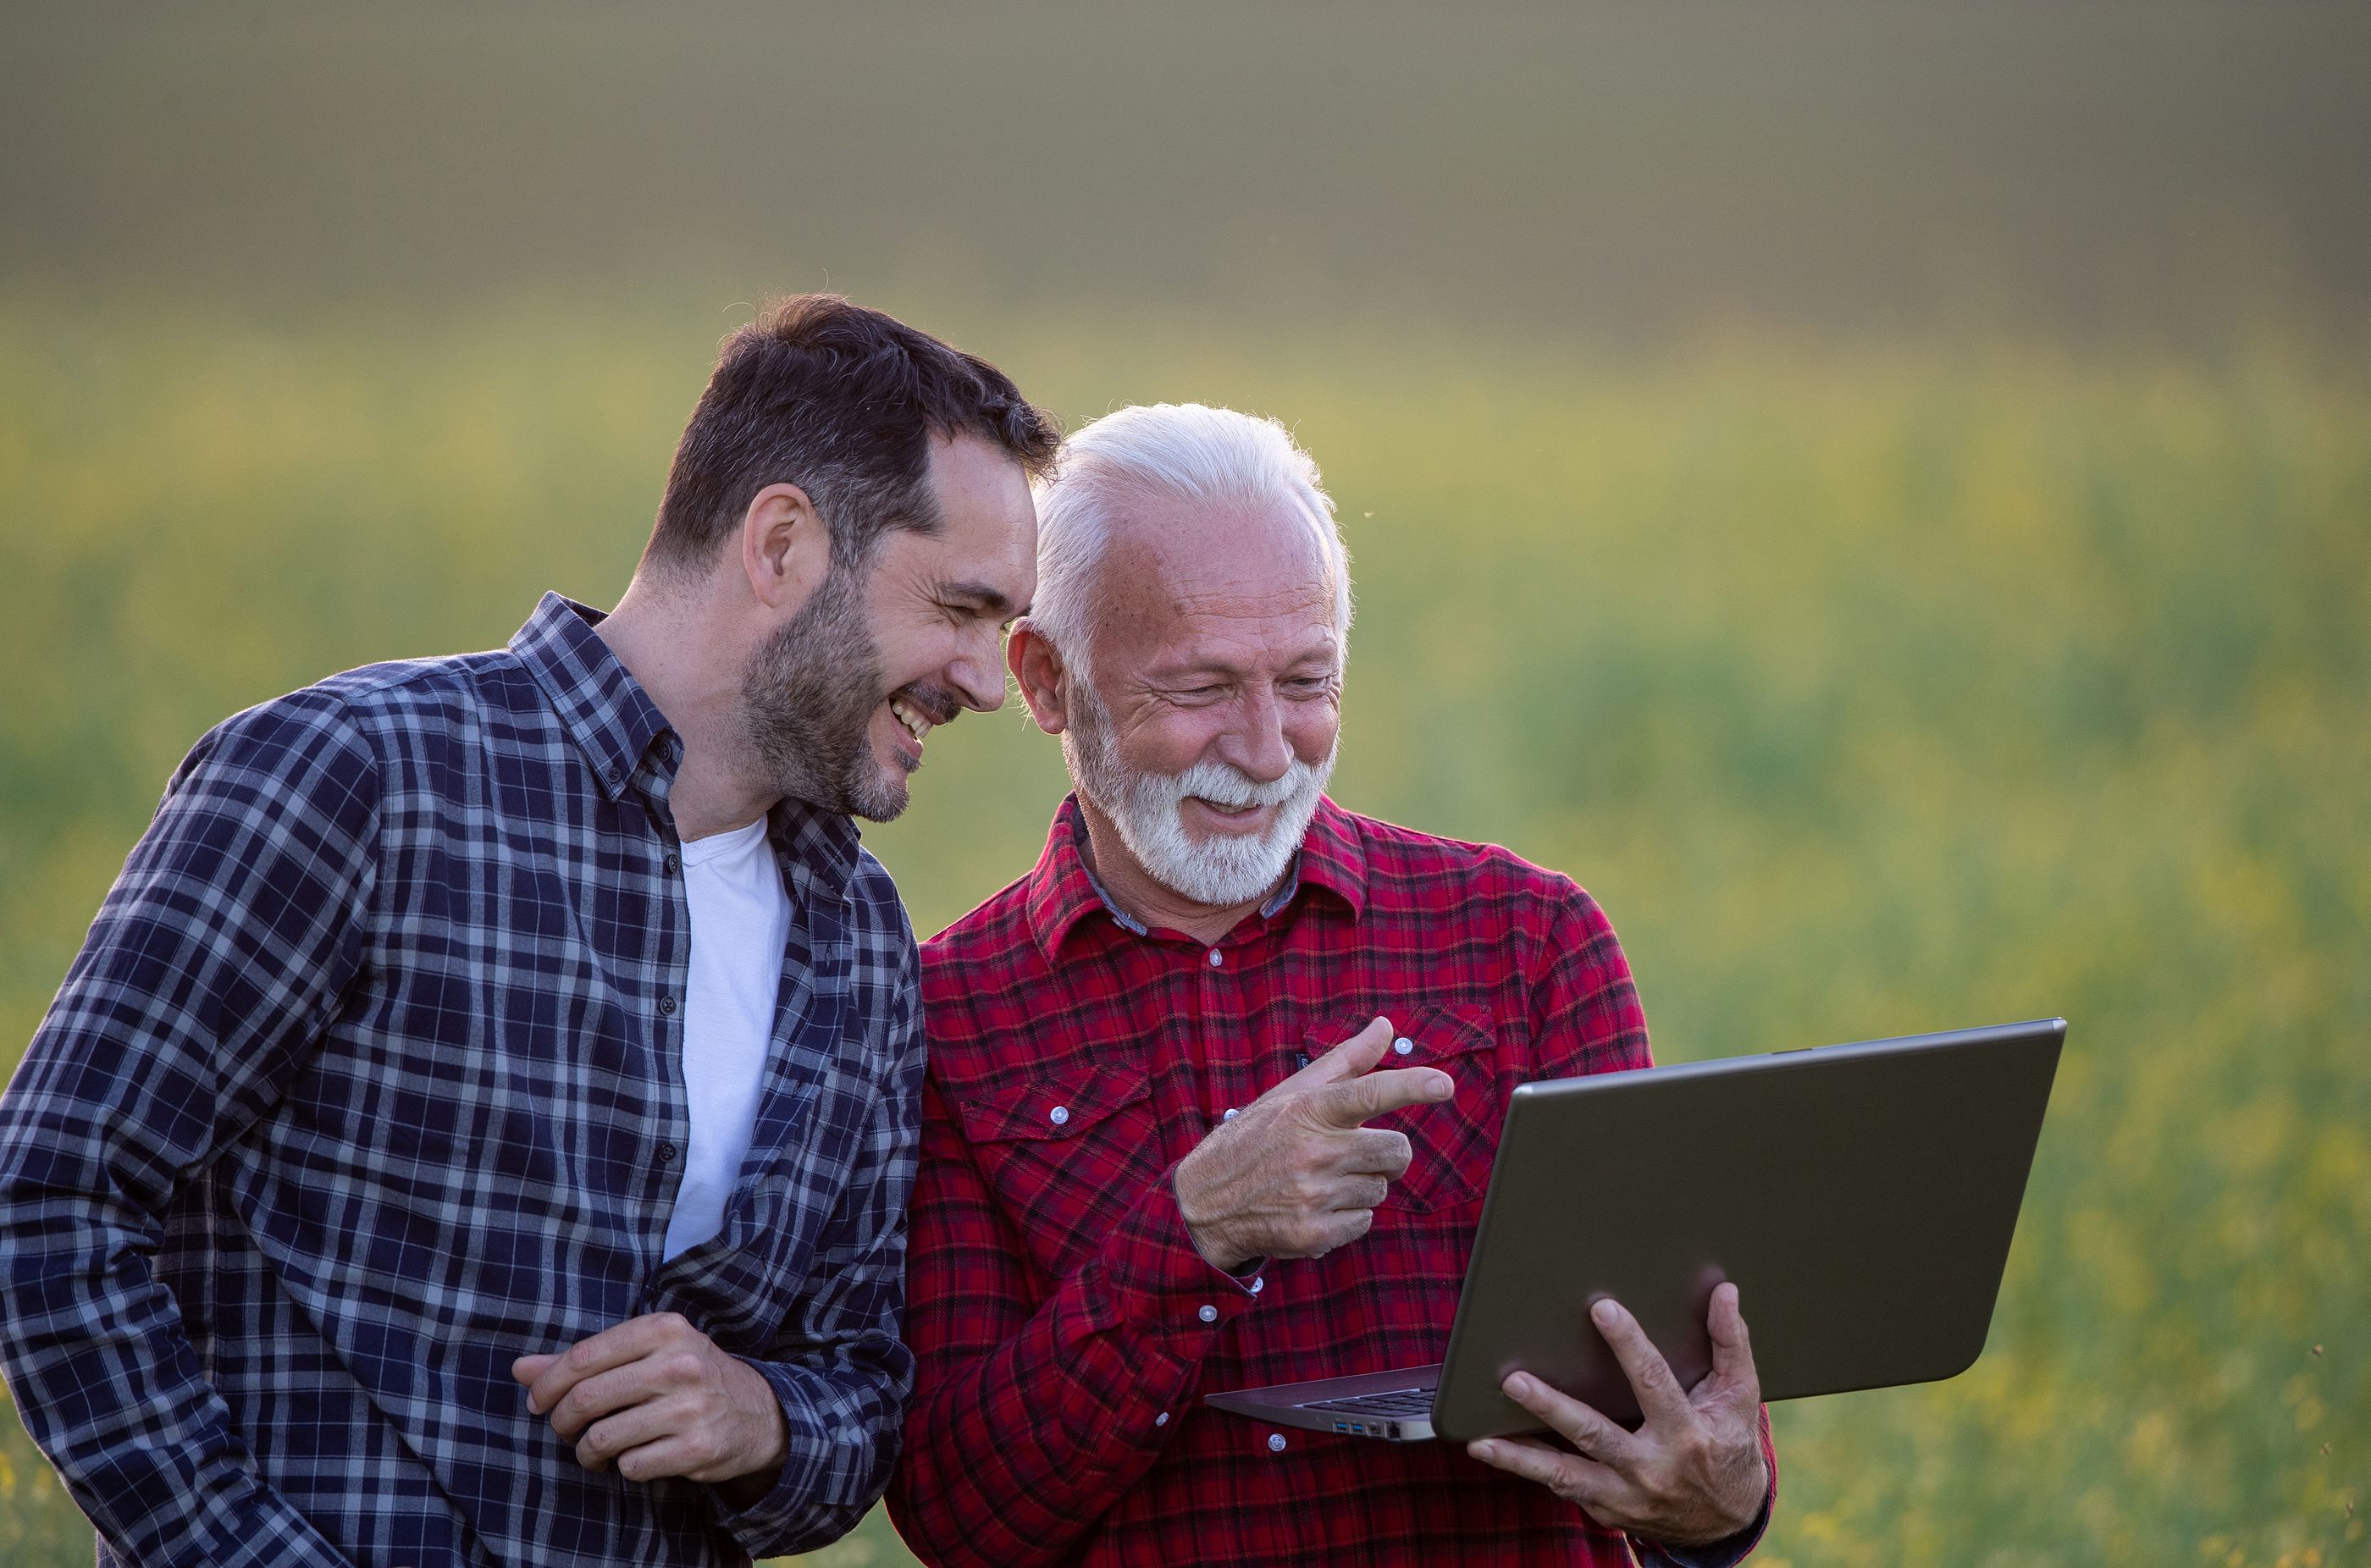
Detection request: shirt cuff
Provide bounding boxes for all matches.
[705,1355,892,1558]
[1633,1482,1773,1568]
[1094,1167,1267,1333]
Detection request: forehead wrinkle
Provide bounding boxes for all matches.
[1098,499,1329,616]
[1108,576,1334,677]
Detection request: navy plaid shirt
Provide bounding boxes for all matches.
[0,594,923,1568]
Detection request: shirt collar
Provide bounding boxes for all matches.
[511,593,674,803]
[1025,792,1368,961]
[768,795,864,909]
[511,592,863,902]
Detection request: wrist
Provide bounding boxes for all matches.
[1185,1223,1252,1273]
[727,1355,792,1479]
[1172,1162,1249,1273]
[1669,1447,1769,1547]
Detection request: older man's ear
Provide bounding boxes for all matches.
[1007,621,1074,737]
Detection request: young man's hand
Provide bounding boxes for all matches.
[512,1312,787,1499]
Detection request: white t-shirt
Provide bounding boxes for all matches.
[661,814,793,1262]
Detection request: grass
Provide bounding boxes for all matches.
[0,300,2364,1565]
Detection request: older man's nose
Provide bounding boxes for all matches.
[1224,689,1295,783]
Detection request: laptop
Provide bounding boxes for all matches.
[1206,1018,2064,1443]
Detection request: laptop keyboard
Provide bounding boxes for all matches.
[1304,1386,1437,1419]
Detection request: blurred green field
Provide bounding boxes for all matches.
[0,300,2364,1567]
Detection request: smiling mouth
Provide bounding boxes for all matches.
[1189,797,1268,820]
[888,687,965,754]
[889,696,932,744]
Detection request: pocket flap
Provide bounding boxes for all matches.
[1301,1001,1495,1068]
[951,1062,1152,1145]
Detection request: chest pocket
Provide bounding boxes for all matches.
[951,1062,1161,1266]
[1304,1002,1501,1214]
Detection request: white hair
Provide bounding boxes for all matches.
[1027,402,1352,681]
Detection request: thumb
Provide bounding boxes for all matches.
[1291,1016,1396,1088]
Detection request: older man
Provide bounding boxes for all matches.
[887,404,1777,1565]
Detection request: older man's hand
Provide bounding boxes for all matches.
[1467,1285,1768,1547]
[1173,1016,1453,1272]
[511,1312,787,1498]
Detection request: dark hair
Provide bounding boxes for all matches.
[646,295,1060,575]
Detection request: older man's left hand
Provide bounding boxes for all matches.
[1467,1284,1767,1549]
[511,1312,788,1494]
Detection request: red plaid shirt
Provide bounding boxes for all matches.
[888,797,1775,1566]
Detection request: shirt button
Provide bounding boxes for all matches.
[656,1142,678,1164]
[1267,1433,1288,1453]
[1207,949,1224,968]
[1155,1411,1170,1427]
[658,994,677,1016]
[1250,1276,1266,1295]
[1049,1105,1070,1127]
[1295,1052,1311,1069]
[663,852,680,874]
[1394,1036,1414,1056]
[1221,1107,1239,1123]
[1197,1304,1219,1323]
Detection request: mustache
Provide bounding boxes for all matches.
[890,681,964,727]
[1167,758,1322,809]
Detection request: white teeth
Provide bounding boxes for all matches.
[888,699,931,743]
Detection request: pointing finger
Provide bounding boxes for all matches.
[1286,1017,1396,1089]
[1589,1297,1694,1430]
[1309,1065,1454,1129]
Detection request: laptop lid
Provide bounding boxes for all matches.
[1430,1019,2064,1444]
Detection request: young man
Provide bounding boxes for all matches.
[0,296,1055,1567]
[889,404,1776,1565]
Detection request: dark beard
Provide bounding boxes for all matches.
[738,565,909,822]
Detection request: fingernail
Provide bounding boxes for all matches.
[1504,1372,1532,1398]
[1471,1439,1498,1461]
[1591,1299,1619,1327]
[1429,1073,1454,1098]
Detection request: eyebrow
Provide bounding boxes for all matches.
[940,580,1025,618]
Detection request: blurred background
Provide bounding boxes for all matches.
[3,3,2366,1564]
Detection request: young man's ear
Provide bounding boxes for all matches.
[1008,622,1072,737]
[740,483,832,612]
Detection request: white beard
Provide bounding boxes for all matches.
[1064,687,1336,909]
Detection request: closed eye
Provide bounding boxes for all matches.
[936,580,1024,626]
[1164,683,1230,704]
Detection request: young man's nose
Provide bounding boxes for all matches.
[951,649,1009,714]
